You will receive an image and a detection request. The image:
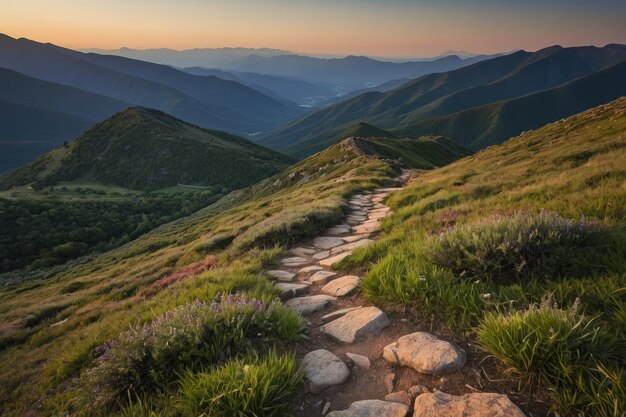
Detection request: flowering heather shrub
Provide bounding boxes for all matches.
[429,210,618,283]
[139,256,217,298]
[81,294,303,412]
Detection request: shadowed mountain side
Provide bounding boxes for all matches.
[0,107,295,191]
[400,60,626,149]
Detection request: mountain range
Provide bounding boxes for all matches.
[257,44,626,156]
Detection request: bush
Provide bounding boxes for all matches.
[178,351,302,417]
[80,294,303,412]
[478,301,626,416]
[429,211,622,283]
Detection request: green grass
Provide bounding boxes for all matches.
[357,98,626,415]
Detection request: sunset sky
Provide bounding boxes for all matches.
[2,0,625,58]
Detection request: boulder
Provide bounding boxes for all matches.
[385,391,412,406]
[383,332,466,374]
[302,349,350,394]
[412,392,526,417]
[327,400,408,417]
[321,306,390,343]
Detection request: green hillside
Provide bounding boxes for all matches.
[342,98,626,416]
[0,120,470,415]
[0,107,294,191]
[258,44,626,156]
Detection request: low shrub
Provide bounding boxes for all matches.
[138,256,217,298]
[80,294,303,412]
[478,301,626,416]
[429,210,622,283]
[178,351,302,417]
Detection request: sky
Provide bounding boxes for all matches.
[2,0,626,58]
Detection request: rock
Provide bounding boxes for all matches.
[321,275,360,297]
[298,265,324,275]
[352,222,380,234]
[385,391,412,406]
[350,210,367,216]
[383,332,466,374]
[321,306,390,343]
[313,250,331,260]
[266,270,296,281]
[321,306,362,322]
[408,385,429,399]
[314,236,345,250]
[301,349,350,394]
[275,282,310,299]
[308,270,337,284]
[330,239,374,255]
[319,251,352,267]
[322,401,331,415]
[412,392,527,417]
[384,372,396,393]
[285,295,336,315]
[327,400,409,417]
[280,256,310,267]
[341,234,369,243]
[346,352,370,370]
[290,247,317,256]
[327,225,351,235]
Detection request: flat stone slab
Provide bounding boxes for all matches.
[302,349,350,394]
[290,247,317,256]
[327,225,351,235]
[321,306,390,343]
[321,306,362,322]
[319,251,352,267]
[330,239,374,255]
[285,295,336,315]
[275,282,310,299]
[352,223,380,234]
[342,234,369,243]
[298,265,324,275]
[266,270,296,281]
[313,250,331,260]
[308,270,337,284]
[314,236,346,250]
[413,392,526,417]
[322,275,360,297]
[327,400,409,417]
[383,332,466,374]
[280,256,310,267]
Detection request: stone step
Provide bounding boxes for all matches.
[285,295,336,315]
[314,236,346,250]
[321,306,362,322]
[321,275,360,297]
[319,251,352,267]
[313,250,331,260]
[290,247,317,257]
[352,223,380,234]
[280,256,310,267]
[302,349,350,394]
[330,239,374,255]
[266,270,296,281]
[413,392,527,417]
[327,225,351,235]
[326,400,409,417]
[276,282,310,299]
[307,270,337,284]
[298,265,324,275]
[382,332,466,375]
[341,234,370,243]
[320,306,390,343]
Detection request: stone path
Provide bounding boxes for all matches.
[264,170,527,417]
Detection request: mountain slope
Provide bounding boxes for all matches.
[0,107,295,191]
[0,100,94,172]
[259,44,626,156]
[0,34,298,134]
[400,60,626,149]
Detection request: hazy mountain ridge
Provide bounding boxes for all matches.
[258,44,626,156]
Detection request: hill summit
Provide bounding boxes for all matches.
[0,107,294,191]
